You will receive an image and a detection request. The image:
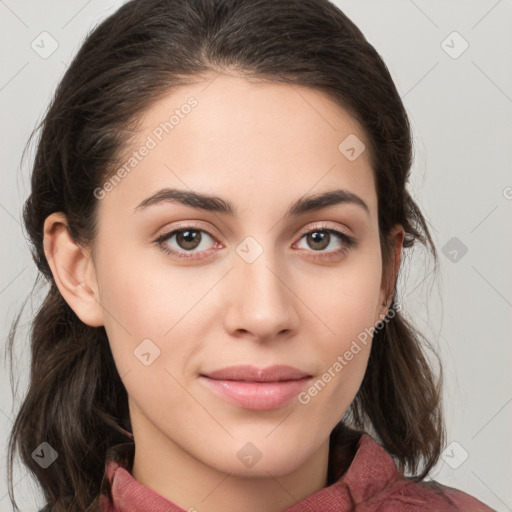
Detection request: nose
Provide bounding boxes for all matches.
[223,246,299,342]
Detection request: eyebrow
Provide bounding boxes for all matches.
[134,187,370,217]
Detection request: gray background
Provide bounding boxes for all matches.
[1,0,511,510]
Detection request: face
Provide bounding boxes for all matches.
[67,73,398,478]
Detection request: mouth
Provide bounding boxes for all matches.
[199,365,312,410]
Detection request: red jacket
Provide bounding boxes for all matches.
[100,434,493,511]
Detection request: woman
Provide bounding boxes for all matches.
[7,0,494,510]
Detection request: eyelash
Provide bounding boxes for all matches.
[154,223,356,261]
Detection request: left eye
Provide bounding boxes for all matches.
[295,229,353,253]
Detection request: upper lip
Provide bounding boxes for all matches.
[202,365,311,382]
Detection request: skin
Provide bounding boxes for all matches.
[43,72,404,512]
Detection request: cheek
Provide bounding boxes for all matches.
[94,246,222,382]
[308,249,383,344]
[93,246,169,370]
[298,248,382,396]
[296,287,376,427]
[96,240,183,331]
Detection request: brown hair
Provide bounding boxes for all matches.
[7,0,444,510]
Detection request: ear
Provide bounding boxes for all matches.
[375,224,404,324]
[43,212,104,327]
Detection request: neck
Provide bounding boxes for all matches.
[130,421,330,512]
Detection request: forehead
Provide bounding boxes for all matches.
[100,73,377,219]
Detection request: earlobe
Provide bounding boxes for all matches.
[43,212,104,327]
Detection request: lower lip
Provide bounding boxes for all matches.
[200,376,311,410]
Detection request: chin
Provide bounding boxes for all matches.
[197,436,319,478]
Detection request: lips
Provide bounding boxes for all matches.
[204,365,310,382]
[200,365,312,410]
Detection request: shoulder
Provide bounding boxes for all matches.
[370,478,495,512]
[341,434,494,512]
